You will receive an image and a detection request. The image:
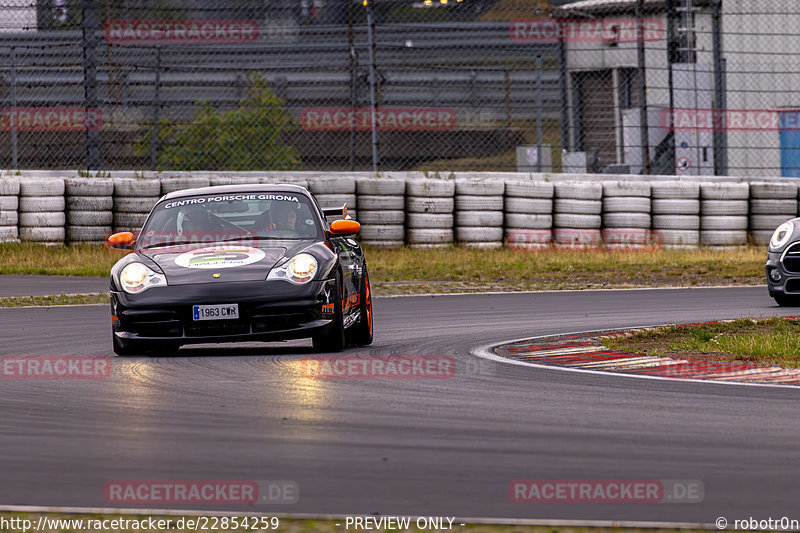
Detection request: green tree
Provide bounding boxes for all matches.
[138,73,302,171]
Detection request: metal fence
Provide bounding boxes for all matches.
[0,0,796,177]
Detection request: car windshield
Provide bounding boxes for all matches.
[138,192,322,248]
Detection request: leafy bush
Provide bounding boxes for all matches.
[138,72,301,171]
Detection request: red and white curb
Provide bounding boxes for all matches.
[482,328,800,387]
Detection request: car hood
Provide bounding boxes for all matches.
[139,240,311,285]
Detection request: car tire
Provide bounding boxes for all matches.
[19,178,65,196]
[114,196,159,213]
[0,178,20,195]
[357,210,405,225]
[356,195,405,211]
[0,210,18,226]
[504,197,553,214]
[113,178,161,197]
[504,180,553,198]
[555,198,602,215]
[773,294,800,307]
[356,178,405,196]
[505,213,552,229]
[348,268,373,347]
[160,177,210,195]
[602,181,651,197]
[18,196,65,212]
[555,181,602,200]
[65,178,114,196]
[455,178,505,196]
[0,196,18,211]
[313,272,346,353]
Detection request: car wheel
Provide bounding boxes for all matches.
[312,271,346,352]
[113,333,177,356]
[348,267,373,347]
[773,294,800,307]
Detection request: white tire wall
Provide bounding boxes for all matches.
[113,179,160,233]
[210,176,261,186]
[406,179,454,246]
[356,178,405,249]
[652,181,700,249]
[66,178,114,244]
[18,178,65,245]
[504,180,554,249]
[748,182,799,246]
[553,182,601,248]
[308,176,357,195]
[700,183,749,247]
[601,181,651,249]
[455,178,503,248]
[160,177,211,195]
[0,178,19,242]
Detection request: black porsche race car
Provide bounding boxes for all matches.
[765,219,800,306]
[108,184,373,355]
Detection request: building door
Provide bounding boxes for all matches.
[573,70,616,171]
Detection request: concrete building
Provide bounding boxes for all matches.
[559,0,797,177]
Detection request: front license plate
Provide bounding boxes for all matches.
[192,303,239,321]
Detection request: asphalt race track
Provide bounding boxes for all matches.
[2,284,799,524]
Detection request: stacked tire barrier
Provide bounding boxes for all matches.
[309,177,357,220]
[210,176,261,186]
[160,176,210,195]
[700,182,749,247]
[261,175,308,189]
[651,182,700,248]
[405,179,455,248]
[113,178,161,234]
[0,178,19,243]
[4,171,800,250]
[504,180,554,250]
[749,181,799,246]
[455,178,504,249]
[602,181,652,249]
[18,178,65,245]
[65,178,114,245]
[356,178,406,249]
[553,181,603,248]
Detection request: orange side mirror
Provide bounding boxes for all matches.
[329,219,361,235]
[108,232,135,249]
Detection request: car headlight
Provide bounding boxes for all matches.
[771,221,794,249]
[119,262,167,294]
[268,253,318,284]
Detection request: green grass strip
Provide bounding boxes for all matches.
[602,317,800,368]
[0,293,108,308]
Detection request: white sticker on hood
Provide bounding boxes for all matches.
[174,246,266,269]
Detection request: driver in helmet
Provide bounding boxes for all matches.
[269,201,297,231]
[180,205,210,240]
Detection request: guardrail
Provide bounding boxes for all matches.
[0,171,795,249]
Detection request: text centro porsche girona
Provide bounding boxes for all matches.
[107,184,373,355]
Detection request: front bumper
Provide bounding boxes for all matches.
[766,251,800,297]
[111,279,336,346]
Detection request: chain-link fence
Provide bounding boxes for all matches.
[0,0,795,177]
